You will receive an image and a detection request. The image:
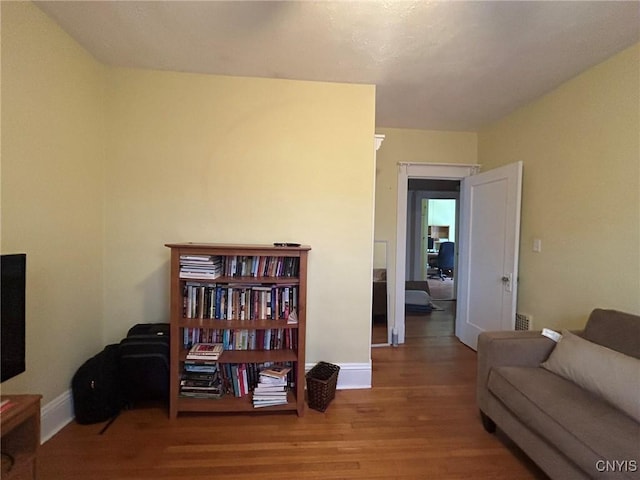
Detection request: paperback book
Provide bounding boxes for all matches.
[252,365,290,408]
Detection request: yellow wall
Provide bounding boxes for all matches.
[478,44,640,329]
[373,128,477,329]
[1,2,106,401]
[4,0,636,408]
[103,68,376,363]
[1,2,375,405]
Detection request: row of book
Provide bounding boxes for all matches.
[183,327,298,352]
[222,255,300,278]
[179,255,300,280]
[187,362,295,399]
[183,283,298,321]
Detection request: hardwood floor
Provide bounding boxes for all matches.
[371,276,454,344]
[39,306,548,479]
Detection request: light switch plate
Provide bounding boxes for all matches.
[533,239,542,252]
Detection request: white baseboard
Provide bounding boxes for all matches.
[305,361,372,390]
[39,362,371,443]
[40,389,74,443]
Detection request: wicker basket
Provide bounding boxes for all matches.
[306,361,340,412]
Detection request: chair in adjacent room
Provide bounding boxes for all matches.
[428,241,455,281]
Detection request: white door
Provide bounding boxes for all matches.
[456,161,523,350]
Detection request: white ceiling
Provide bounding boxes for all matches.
[35,1,640,131]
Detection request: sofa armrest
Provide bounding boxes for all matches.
[476,330,562,413]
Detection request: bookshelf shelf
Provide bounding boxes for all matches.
[176,391,297,413]
[166,243,310,419]
[177,318,298,330]
[183,275,302,285]
[178,349,298,364]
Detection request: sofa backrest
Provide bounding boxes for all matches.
[583,308,640,359]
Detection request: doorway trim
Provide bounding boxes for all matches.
[393,163,480,344]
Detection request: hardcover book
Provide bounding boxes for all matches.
[187,343,223,360]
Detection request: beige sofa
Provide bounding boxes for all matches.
[477,309,640,479]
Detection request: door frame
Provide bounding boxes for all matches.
[393,163,480,345]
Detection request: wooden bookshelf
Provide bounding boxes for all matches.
[165,243,310,419]
[0,395,41,480]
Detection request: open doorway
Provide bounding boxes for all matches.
[425,197,458,301]
[393,163,479,346]
[406,179,460,302]
[405,181,459,341]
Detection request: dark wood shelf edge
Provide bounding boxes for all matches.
[175,392,300,414]
[165,243,311,256]
[180,275,301,284]
[178,318,300,329]
[181,349,298,363]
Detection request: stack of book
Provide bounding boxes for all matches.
[179,255,223,280]
[180,363,223,399]
[186,342,223,361]
[252,366,291,408]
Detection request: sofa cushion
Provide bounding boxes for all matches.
[541,330,640,423]
[488,366,640,479]
[583,308,640,359]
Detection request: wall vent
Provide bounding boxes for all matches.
[515,313,532,331]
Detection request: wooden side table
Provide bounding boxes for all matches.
[1,395,41,480]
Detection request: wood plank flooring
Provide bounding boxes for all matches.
[38,305,548,479]
[371,276,454,345]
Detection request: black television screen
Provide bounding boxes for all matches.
[1,253,26,382]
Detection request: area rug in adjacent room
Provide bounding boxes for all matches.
[427,277,454,301]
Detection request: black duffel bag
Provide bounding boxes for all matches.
[72,344,124,425]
